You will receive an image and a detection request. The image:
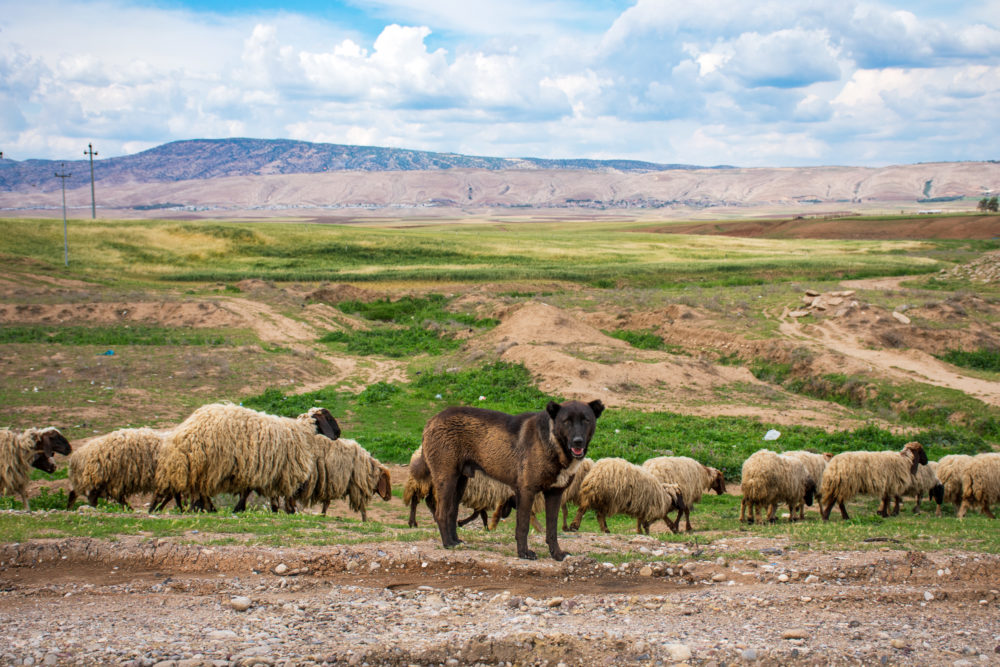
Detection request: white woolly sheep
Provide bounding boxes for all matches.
[937,454,974,509]
[780,450,832,519]
[642,455,726,531]
[895,460,943,516]
[154,403,340,512]
[0,427,71,511]
[67,428,168,510]
[957,452,1000,519]
[819,441,927,521]
[739,449,816,524]
[568,457,686,534]
[337,438,392,522]
[556,457,594,531]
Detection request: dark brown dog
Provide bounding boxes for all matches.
[421,399,604,560]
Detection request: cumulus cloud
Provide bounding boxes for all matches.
[0,0,997,166]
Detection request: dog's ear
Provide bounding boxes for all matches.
[587,400,605,419]
[546,401,562,420]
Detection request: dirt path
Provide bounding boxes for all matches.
[777,308,1000,407]
[1,536,997,666]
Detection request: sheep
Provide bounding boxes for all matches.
[404,447,536,531]
[937,454,974,509]
[338,438,392,522]
[555,457,593,531]
[957,452,1000,519]
[894,460,943,516]
[642,456,726,531]
[154,404,340,513]
[66,428,168,510]
[567,457,686,534]
[781,450,832,519]
[739,449,816,524]
[819,441,928,521]
[0,427,72,511]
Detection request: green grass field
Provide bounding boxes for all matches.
[2,214,998,555]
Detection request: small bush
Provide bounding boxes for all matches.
[939,347,1000,372]
[606,329,683,352]
[358,382,402,405]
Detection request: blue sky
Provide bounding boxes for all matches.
[1,0,998,166]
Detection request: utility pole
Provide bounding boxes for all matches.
[84,143,97,218]
[54,163,72,266]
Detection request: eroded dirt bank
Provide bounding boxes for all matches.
[1,536,998,666]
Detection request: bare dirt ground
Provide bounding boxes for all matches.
[1,530,998,666]
[4,264,1000,665]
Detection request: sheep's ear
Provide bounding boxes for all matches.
[377,470,392,500]
[588,399,605,419]
[545,401,562,420]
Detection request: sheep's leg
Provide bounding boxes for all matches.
[233,490,252,513]
[360,505,368,522]
[983,500,996,519]
[457,509,482,527]
[269,498,280,513]
[118,495,132,511]
[820,496,836,521]
[530,513,544,534]
[766,503,777,523]
[912,493,922,514]
[636,517,644,534]
[837,501,849,520]
[321,501,330,515]
[285,499,297,515]
[66,489,77,510]
[596,512,610,533]
[86,488,101,508]
[666,516,679,533]
[561,503,571,532]
[683,508,693,532]
[568,503,588,531]
[407,495,420,528]
[877,495,889,517]
[739,497,749,523]
[20,490,30,512]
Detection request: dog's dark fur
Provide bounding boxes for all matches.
[421,399,604,560]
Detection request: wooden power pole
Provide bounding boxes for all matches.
[84,143,98,219]
[54,164,72,266]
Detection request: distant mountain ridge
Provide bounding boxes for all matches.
[0,138,729,193]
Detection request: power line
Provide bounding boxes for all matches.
[84,143,98,219]
[54,163,72,266]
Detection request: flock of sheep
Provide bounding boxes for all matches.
[1,412,999,535]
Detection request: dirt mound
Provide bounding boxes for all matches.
[484,301,629,349]
[0,301,246,329]
[307,283,385,304]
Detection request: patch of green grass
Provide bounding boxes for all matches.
[0,325,239,346]
[938,347,1000,372]
[321,326,461,358]
[606,329,685,353]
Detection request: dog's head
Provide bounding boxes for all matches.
[545,399,604,460]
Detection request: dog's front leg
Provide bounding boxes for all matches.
[543,487,568,561]
[515,488,537,560]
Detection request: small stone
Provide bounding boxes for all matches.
[777,574,790,582]
[639,566,653,577]
[369,561,381,572]
[805,575,819,584]
[43,655,58,666]
[848,620,862,628]
[273,563,288,575]
[507,596,523,609]
[712,573,727,582]
[209,630,238,639]
[547,597,564,608]
[782,629,809,640]
[665,644,692,662]
[892,311,911,324]
[741,648,758,661]
[345,561,358,572]
[230,596,252,611]
[924,591,934,601]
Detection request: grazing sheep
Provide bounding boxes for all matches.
[568,458,686,534]
[819,441,928,521]
[739,449,816,524]
[895,460,944,516]
[337,438,392,522]
[404,447,524,530]
[937,454,974,509]
[556,457,594,531]
[67,428,167,510]
[642,456,726,531]
[781,450,832,519]
[0,427,72,511]
[957,452,1000,519]
[154,404,340,512]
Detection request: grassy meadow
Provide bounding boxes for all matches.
[2,214,999,553]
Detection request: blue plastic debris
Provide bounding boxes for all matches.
[101,350,115,356]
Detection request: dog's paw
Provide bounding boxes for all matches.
[551,550,569,561]
[518,549,538,560]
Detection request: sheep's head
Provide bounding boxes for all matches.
[497,495,517,520]
[822,452,834,462]
[305,407,342,440]
[803,476,817,507]
[707,466,726,495]
[29,451,56,474]
[930,482,944,505]
[902,441,928,474]
[375,465,392,501]
[32,427,71,457]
